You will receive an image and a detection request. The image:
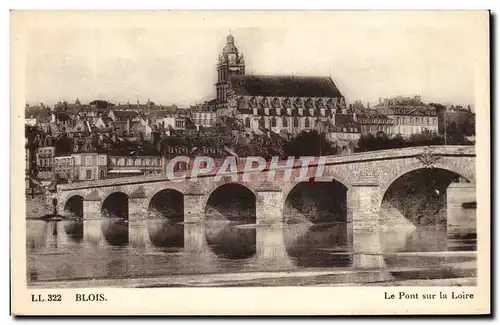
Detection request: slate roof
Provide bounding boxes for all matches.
[112,110,139,119]
[230,75,343,98]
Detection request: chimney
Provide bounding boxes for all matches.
[379,97,382,104]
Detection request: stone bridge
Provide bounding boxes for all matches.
[51,145,476,259]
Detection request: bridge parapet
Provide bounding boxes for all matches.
[55,146,476,192]
[323,145,475,165]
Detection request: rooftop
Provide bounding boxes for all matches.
[230,75,343,98]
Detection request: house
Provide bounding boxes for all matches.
[315,118,361,154]
[356,112,394,135]
[109,110,139,122]
[373,96,439,137]
[94,116,114,129]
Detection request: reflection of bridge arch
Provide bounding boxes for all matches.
[283,179,348,224]
[205,183,256,222]
[101,192,129,246]
[380,167,470,227]
[63,195,84,219]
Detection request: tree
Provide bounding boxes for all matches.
[282,130,337,158]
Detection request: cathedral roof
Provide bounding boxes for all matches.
[223,34,238,54]
[229,75,343,98]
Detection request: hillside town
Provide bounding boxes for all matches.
[25,34,476,191]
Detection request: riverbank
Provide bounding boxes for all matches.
[28,261,476,288]
[25,194,51,219]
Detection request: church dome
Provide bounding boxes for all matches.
[223,34,238,54]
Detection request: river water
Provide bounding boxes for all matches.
[26,217,477,286]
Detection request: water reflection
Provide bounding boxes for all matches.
[148,219,184,249]
[284,222,352,267]
[101,218,129,246]
[205,221,256,259]
[25,214,477,283]
[64,220,84,243]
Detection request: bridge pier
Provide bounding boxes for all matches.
[447,182,477,235]
[128,197,151,249]
[256,225,293,268]
[256,190,283,225]
[347,183,386,269]
[83,200,103,246]
[183,194,206,254]
[184,194,205,223]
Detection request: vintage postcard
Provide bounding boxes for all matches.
[11,10,490,315]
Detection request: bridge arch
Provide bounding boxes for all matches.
[147,188,185,248]
[380,166,471,228]
[282,178,351,267]
[148,188,184,221]
[380,158,474,197]
[204,182,257,260]
[101,191,129,246]
[204,182,257,222]
[283,178,348,224]
[63,195,84,219]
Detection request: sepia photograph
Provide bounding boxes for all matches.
[10,10,490,315]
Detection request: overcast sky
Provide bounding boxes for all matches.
[21,11,488,107]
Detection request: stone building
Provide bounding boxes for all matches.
[35,136,57,181]
[356,112,394,135]
[213,34,346,135]
[373,96,439,137]
[191,102,217,130]
[107,155,163,178]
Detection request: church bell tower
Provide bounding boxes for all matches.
[216,34,245,103]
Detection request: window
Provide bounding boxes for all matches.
[282,117,288,127]
[245,117,251,128]
[293,117,299,128]
[118,158,125,166]
[271,117,277,127]
[259,117,265,129]
[141,159,145,166]
[305,118,310,128]
[86,169,92,179]
[156,158,161,166]
[99,155,106,165]
[99,170,105,180]
[127,158,133,166]
[85,156,92,166]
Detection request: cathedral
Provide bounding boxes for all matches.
[213,34,347,135]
